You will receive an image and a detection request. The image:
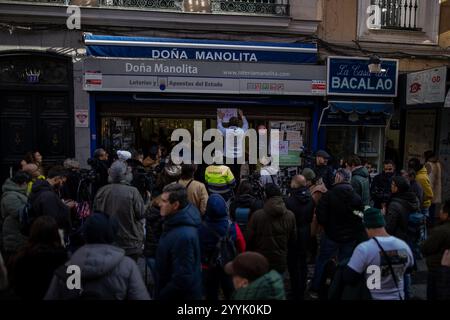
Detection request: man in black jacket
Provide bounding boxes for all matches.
[285,175,315,300]
[310,168,366,299]
[313,150,334,190]
[371,160,397,209]
[29,166,73,238]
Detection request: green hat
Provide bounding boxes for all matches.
[363,207,385,229]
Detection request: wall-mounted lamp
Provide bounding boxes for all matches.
[368,55,386,73]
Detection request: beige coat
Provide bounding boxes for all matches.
[425,160,442,204]
[178,178,209,215]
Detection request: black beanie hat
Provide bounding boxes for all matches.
[82,212,118,245]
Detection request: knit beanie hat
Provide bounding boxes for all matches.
[301,168,316,182]
[336,168,351,183]
[363,207,385,229]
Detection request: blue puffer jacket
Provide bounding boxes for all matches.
[155,203,202,300]
[199,194,237,265]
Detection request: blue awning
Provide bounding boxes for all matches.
[329,101,394,115]
[83,33,317,64]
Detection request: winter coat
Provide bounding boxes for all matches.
[229,194,263,222]
[415,167,433,208]
[351,166,370,206]
[232,270,286,300]
[93,182,145,256]
[316,182,366,244]
[9,244,67,300]
[44,244,150,300]
[422,221,450,271]
[285,187,315,227]
[247,196,297,273]
[198,194,246,268]
[155,203,202,300]
[143,205,163,258]
[314,164,334,190]
[370,172,395,209]
[425,160,442,204]
[29,180,71,233]
[385,192,420,242]
[178,178,209,215]
[1,179,28,253]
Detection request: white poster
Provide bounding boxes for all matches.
[217,108,238,122]
[75,109,89,128]
[407,66,447,105]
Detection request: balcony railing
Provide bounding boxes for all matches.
[1,0,290,16]
[371,0,421,31]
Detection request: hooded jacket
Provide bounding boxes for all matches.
[351,166,370,206]
[1,178,28,253]
[44,244,150,300]
[198,194,246,268]
[93,182,145,256]
[29,180,71,233]
[385,191,420,242]
[155,203,203,300]
[232,270,286,300]
[285,187,315,227]
[316,182,366,244]
[247,196,297,273]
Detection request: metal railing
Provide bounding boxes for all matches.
[371,0,421,31]
[2,0,289,15]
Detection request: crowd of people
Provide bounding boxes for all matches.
[0,118,449,301]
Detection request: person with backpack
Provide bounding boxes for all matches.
[178,164,209,215]
[44,212,150,300]
[229,180,263,238]
[1,171,30,264]
[421,200,450,300]
[247,183,297,275]
[155,183,203,300]
[224,251,286,300]
[285,175,315,300]
[27,166,74,239]
[9,216,68,300]
[199,194,246,301]
[22,163,46,196]
[342,207,414,300]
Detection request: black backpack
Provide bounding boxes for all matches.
[204,221,237,269]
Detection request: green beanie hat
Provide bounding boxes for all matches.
[363,207,385,229]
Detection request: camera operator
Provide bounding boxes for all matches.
[127,150,153,205]
[88,148,110,197]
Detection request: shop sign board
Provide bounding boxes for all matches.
[406,66,447,105]
[327,56,398,97]
[83,57,326,96]
[84,34,318,64]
